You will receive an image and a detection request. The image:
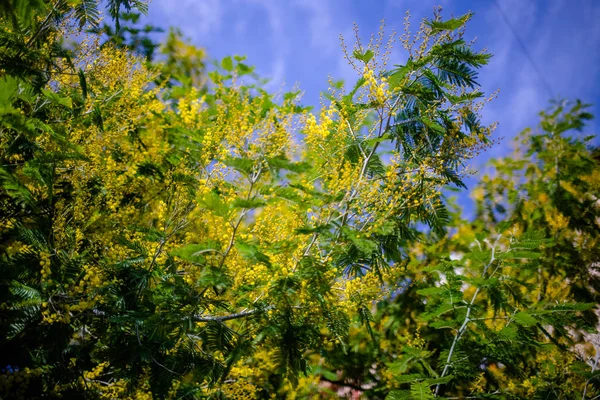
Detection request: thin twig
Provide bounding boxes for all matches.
[193,306,272,323]
[583,352,600,400]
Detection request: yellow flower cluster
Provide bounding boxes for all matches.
[39,251,52,283]
[545,207,570,233]
[0,218,14,234]
[4,241,32,257]
[83,361,109,381]
[75,364,155,399]
[178,89,204,127]
[304,113,332,148]
[363,65,389,105]
[278,374,321,400]
[343,270,384,307]
[0,367,44,399]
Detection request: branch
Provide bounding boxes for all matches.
[218,164,261,270]
[198,165,261,296]
[295,89,404,268]
[193,306,272,323]
[320,376,367,392]
[582,351,599,400]
[346,118,367,158]
[26,0,60,47]
[388,117,420,130]
[446,391,499,399]
[435,234,501,397]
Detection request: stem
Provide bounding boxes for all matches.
[217,166,260,270]
[25,1,59,47]
[334,94,405,237]
[446,392,499,399]
[346,118,367,159]
[583,352,600,400]
[197,165,261,297]
[148,239,166,270]
[217,210,247,270]
[294,93,408,267]
[435,234,501,396]
[193,306,272,323]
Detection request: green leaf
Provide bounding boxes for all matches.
[425,13,472,32]
[513,312,537,327]
[417,286,446,296]
[421,302,453,321]
[504,251,542,259]
[236,63,254,75]
[294,224,331,235]
[424,375,453,385]
[388,357,414,375]
[393,373,425,384]
[0,76,19,106]
[386,390,411,400]
[208,70,223,84]
[172,243,220,263]
[78,69,88,100]
[498,324,518,339]
[10,281,41,301]
[0,168,35,207]
[199,191,229,217]
[235,242,272,268]
[343,77,366,104]
[374,220,396,235]
[342,227,378,255]
[362,133,393,148]
[73,0,100,29]
[310,365,338,381]
[284,90,301,102]
[421,117,445,135]
[221,56,233,72]
[410,382,434,400]
[42,89,72,109]
[353,49,374,63]
[224,156,255,176]
[267,156,311,174]
[273,186,303,203]
[232,197,266,209]
[197,267,232,291]
[386,65,411,91]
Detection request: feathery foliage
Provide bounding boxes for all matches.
[1,1,598,399]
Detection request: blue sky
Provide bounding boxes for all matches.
[142,0,600,176]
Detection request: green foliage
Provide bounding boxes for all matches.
[1,2,598,399]
[316,101,600,399]
[0,0,147,90]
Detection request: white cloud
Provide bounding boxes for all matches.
[291,0,337,55]
[245,0,288,88]
[152,0,223,40]
[264,56,286,91]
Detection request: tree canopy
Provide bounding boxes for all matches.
[1,1,598,399]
